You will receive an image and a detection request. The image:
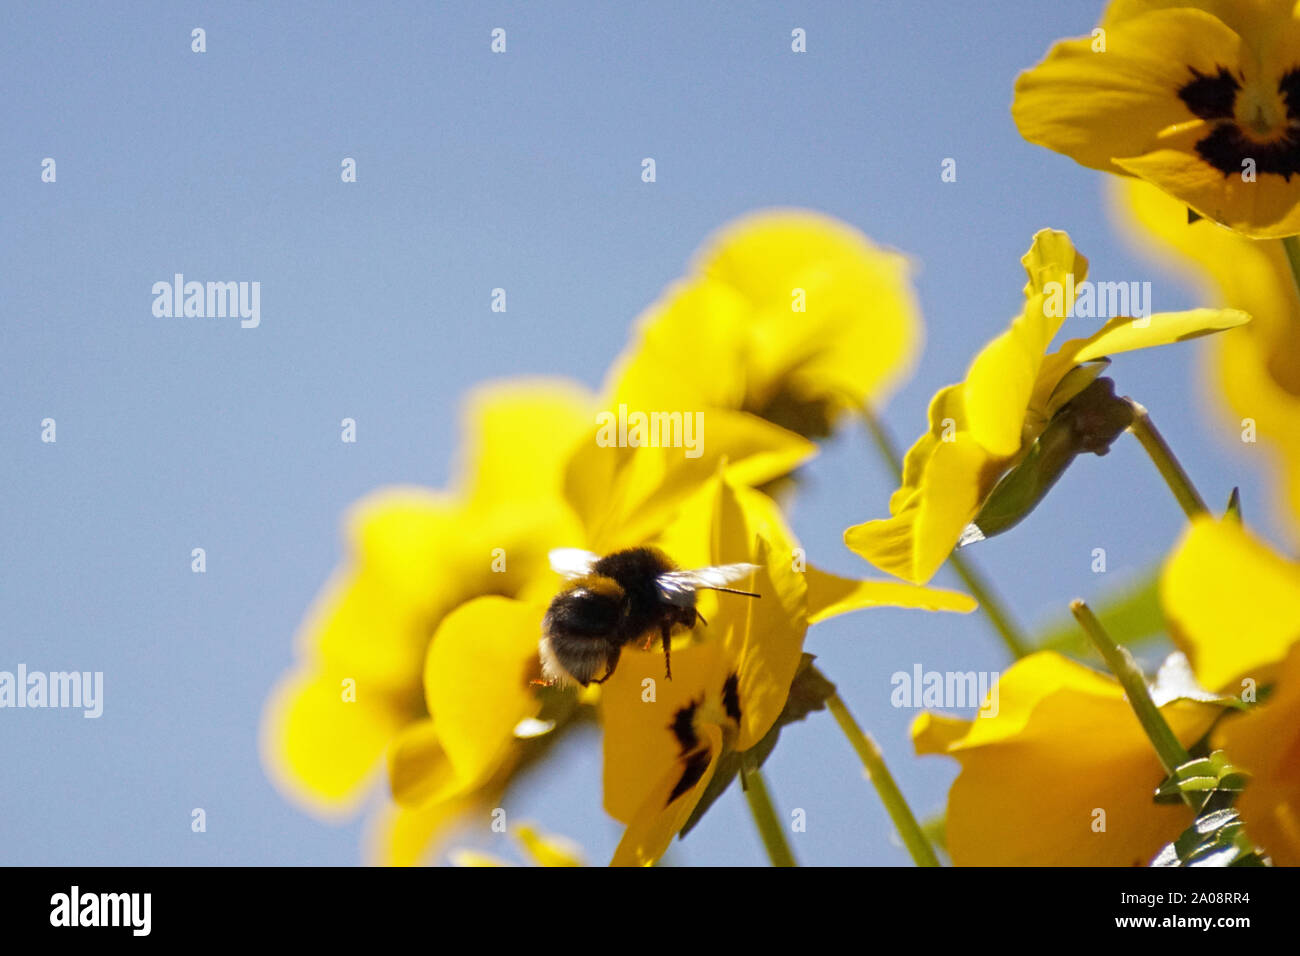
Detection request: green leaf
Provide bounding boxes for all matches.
[1154,751,1250,804]
[1032,568,1165,655]
[678,654,834,838]
[1152,808,1268,867]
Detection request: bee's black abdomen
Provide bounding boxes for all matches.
[542,579,626,686]
[544,585,622,638]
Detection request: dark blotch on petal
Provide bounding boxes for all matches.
[669,700,700,753]
[667,748,712,806]
[722,672,742,725]
[1195,123,1300,179]
[1178,66,1240,120]
[1280,68,1300,121]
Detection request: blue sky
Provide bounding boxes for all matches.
[1,0,1276,865]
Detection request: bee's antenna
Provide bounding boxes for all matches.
[701,586,760,598]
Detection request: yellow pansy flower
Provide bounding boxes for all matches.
[607,209,922,440]
[1109,176,1300,540]
[913,651,1221,866]
[1160,516,1300,863]
[1013,0,1300,238]
[599,472,977,866]
[844,229,1248,585]
[261,378,594,857]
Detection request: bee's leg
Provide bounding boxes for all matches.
[661,623,673,680]
[695,609,708,628]
[591,646,622,685]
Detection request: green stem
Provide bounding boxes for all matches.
[741,767,798,867]
[822,677,940,866]
[1070,600,1196,808]
[946,558,1031,659]
[1282,235,1300,301]
[861,406,1030,659]
[1125,400,1208,518]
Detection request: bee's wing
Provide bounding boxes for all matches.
[549,548,602,579]
[656,563,760,606]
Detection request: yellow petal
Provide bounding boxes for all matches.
[1061,307,1251,365]
[1161,517,1300,690]
[805,566,977,623]
[845,435,996,585]
[307,490,466,687]
[607,278,751,412]
[344,488,464,617]
[965,230,1087,457]
[364,792,485,867]
[1101,0,1296,43]
[388,718,457,807]
[1117,140,1300,240]
[911,711,972,756]
[600,641,727,824]
[260,667,411,818]
[1107,175,1300,344]
[459,377,596,509]
[515,822,586,867]
[424,596,544,793]
[564,412,815,553]
[610,723,723,867]
[648,472,818,743]
[449,849,511,867]
[701,479,812,750]
[1215,640,1300,865]
[1108,174,1300,538]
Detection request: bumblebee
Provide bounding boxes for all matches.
[538,546,759,687]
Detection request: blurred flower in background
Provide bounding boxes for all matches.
[607,209,922,441]
[261,378,595,863]
[265,209,940,864]
[1109,176,1300,544]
